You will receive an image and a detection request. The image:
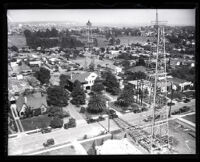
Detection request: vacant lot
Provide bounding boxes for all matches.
[21,114,51,131]
[8,34,27,48]
[168,120,196,154]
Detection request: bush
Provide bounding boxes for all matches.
[80,107,86,113]
[50,117,63,128]
[64,123,69,129]
[98,116,105,121]
[33,108,41,116]
[68,118,76,128]
[62,111,70,118]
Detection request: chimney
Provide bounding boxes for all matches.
[24,96,27,104]
[70,72,73,80]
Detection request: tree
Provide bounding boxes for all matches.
[10,46,18,52]
[87,93,106,114]
[103,71,120,95]
[89,62,95,72]
[91,78,104,94]
[71,80,86,106]
[100,47,105,53]
[24,106,33,118]
[116,84,134,107]
[59,74,71,88]
[34,67,50,85]
[50,117,63,128]
[48,106,63,118]
[116,38,121,45]
[47,86,69,107]
[136,58,146,66]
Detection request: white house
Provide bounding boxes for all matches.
[115,66,123,75]
[69,72,98,90]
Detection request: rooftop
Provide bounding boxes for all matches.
[95,138,142,154]
[127,66,146,73]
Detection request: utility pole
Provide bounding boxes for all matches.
[106,101,110,133]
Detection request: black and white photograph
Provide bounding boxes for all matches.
[7,8,196,155]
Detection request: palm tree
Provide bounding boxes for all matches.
[87,93,106,114]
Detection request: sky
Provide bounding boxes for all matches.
[7,9,195,26]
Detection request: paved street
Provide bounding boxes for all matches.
[8,121,111,155]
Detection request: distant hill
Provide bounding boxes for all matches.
[8,34,27,48]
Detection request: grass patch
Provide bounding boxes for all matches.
[21,114,52,131]
[182,114,195,123]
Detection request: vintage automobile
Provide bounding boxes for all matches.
[43,138,55,147]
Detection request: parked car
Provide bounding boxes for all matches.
[41,127,52,134]
[43,138,54,147]
[183,98,190,103]
[167,102,175,106]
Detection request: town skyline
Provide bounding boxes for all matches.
[7,9,195,26]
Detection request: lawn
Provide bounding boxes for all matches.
[183,91,195,99]
[21,114,52,131]
[108,101,141,114]
[182,114,195,124]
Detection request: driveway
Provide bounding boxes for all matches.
[63,102,88,127]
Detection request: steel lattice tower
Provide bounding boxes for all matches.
[147,10,170,154]
[86,20,93,51]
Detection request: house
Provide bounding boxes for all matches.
[15,92,48,118]
[114,66,123,75]
[167,77,193,91]
[8,78,32,94]
[127,66,147,74]
[64,72,98,91]
[29,60,42,67]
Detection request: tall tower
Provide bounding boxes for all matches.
[148,9,169,154]
[86,20,93,51]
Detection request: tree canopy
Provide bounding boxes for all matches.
[59,74,71,88]
[70,80,86,106]
[103,71,120,95]
[34,67,50,85]
[115,84,135,107]
[87,93,106,114]
[47,86,69,107]
[91,78,105,94]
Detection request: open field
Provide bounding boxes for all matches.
[21,114,51,131]
[8,34,26,48]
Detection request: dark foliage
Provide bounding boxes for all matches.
[47,86,69,107]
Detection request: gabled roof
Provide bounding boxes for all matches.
[16,95,25,112]
[70,72,93,83]
[26,92,47,109]
[167,77,188,85]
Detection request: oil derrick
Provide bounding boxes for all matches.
[86,20,93,52]
[147,10,170,154]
